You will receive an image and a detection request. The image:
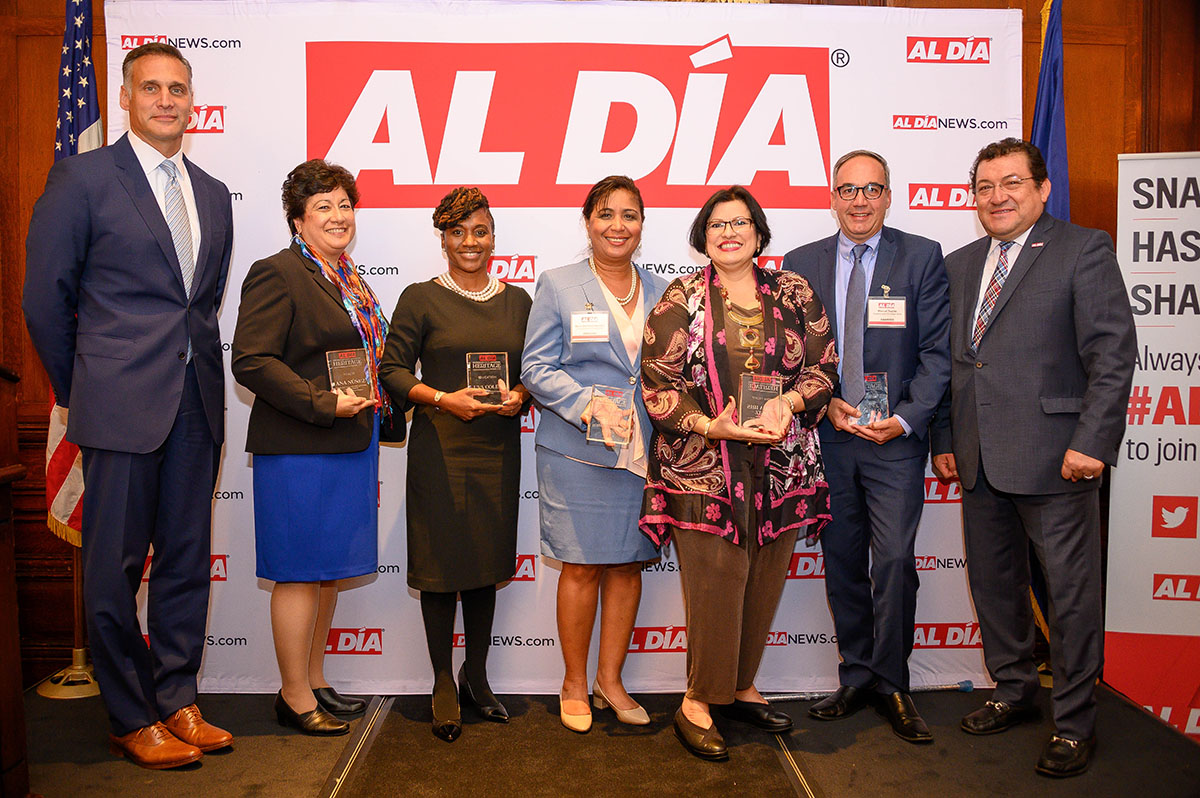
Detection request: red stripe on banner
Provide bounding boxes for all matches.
[306,40,832,209]
[1105,630,1200,741]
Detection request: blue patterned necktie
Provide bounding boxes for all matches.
[159,159,194,300]
[972,240,1014,350]
[842,243,869,406]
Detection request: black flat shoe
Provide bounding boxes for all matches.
[458,663,508,723]
[313,686,366,716]
[879,692,932,744]
[673,708,728,761]
[1036,734,1095,778]
[718,699,793,732]
[431,677,461,743]
[274,692,349,736]
[961,700,1038,735]
[809,685,873,720]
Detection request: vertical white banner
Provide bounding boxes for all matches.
[1106,152,1200,741]
[105,0,1017,695]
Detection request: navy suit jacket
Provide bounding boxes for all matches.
[929,213,1137,494]
[23,133,234,453]
[783,226,951,461]
[521,259,668,467]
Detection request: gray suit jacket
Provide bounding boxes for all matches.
[929,212,1137,494]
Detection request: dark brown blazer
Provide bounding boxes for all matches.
[232,242,401,454]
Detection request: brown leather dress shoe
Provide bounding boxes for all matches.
[109,722,203,769]
[163,704,234,752]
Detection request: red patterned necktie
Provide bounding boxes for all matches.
[971,240,1014,350]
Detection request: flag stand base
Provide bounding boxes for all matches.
[37,648,100,699]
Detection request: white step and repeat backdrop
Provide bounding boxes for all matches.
[106,0,1020,695]
[1106,152,1200,741]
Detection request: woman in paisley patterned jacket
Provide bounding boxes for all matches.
[639,186,838,761]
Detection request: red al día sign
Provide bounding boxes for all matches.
[307,36,831,209]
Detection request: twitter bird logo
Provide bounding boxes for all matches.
[1161,506,1189,529]
[1153,496,1198,538]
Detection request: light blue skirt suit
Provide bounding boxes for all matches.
[521,260,669,564]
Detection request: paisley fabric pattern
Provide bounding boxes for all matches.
[639,265,839,548]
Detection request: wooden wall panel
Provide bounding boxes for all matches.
[1,0,1196,688]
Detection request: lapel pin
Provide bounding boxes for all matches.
[1031,242,1045,248]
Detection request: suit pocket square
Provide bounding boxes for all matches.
[1040,396,1083,414]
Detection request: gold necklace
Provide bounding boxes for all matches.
[718,282,763,371]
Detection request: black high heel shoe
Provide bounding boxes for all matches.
[274,692,349,736]
[431,675,461,742]
[458,662,509,723]
[313,686,366,716]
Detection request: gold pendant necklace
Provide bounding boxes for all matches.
[718,281,764,372]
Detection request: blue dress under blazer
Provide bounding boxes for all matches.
[522,260,668,563]
[783,226,950,695]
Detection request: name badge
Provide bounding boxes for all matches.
[867,296,906,328]
[571,311,610,342]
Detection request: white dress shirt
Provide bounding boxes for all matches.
[970,227,1034,333]
[127,132,202,263]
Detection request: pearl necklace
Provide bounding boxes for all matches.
[589,256,638,305]
[437,272,501,302]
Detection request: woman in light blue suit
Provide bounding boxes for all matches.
[522,176,669,734]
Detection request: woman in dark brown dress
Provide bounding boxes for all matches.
[379,187,532,742]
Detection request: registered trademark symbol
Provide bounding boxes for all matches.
[831,49,850,68]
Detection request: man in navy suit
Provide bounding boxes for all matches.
[931,139,1136,777]
[23,43,234,768]
[784,150,950,743]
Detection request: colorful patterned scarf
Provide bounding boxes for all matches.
[293,234,392,420]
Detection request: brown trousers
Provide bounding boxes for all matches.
[673,525,798,705]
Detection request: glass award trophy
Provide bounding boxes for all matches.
[739,373,783,425]
[854,372,890,425]
[585,385,634,447]
[466,352,508,404]
[326,348,374,399]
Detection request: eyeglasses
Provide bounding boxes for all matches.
[974,176,1036,198]
[834,183,887,201]
[706,217,754,235]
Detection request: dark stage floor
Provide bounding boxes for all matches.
[24,683,1200,797]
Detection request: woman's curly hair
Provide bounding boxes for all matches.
[432,186,494,231]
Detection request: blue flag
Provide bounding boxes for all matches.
[1031,0,1069,221]
[56,0,102,161]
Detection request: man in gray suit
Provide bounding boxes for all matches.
[930,138,1136,778]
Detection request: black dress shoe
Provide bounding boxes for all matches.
[718,699,792,732]
[313,686,366,716]
[1036,734,1095,778]
[431,676,461,743]
[457,663,508,723]
[673,708,728,761]
[274,692,350,736]
[880,692,932,744]
[809,685,873,720]
[961,700,1038,735]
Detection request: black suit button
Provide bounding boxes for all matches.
[178,351,187,361]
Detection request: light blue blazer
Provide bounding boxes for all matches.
[521,259,669,467]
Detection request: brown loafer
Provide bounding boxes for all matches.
[163,704,234,752]
[109,722,203,769]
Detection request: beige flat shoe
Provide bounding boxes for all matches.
[592,681,650,726]
[560,691,592,734]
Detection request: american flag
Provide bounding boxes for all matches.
[46,0,103,547]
